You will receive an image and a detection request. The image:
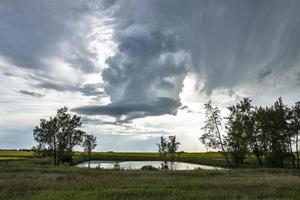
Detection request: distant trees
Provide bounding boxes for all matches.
[157,136,181,170]
[82,134,97,168]
[200,98,300,168]
[33,107,97,166]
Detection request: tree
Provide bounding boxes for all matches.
[82,134,97,168]
[291,102,300,168]
[264,98,291,168]
[251,106,269,166]
[225,98,251,168]
[33,107,85,166]
[167,136,181,171]
[200,100,231,167]
[157,136,168,170]
[56,109,85,165]
[157,136,181,170]
[33,117,59,165]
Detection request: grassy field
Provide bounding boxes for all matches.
[1,150,300,199]
[0,150,231,167]
[0,150,33,157]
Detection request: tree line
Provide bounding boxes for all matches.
[33,107,97,166]
[200,97,300,168]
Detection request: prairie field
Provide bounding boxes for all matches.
[1,150,300,200]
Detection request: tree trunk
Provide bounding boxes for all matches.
[289,136,296,168]
[69,136,73,166]
[53,135,57,166]
[88,150,91,168]
[214,118,232,168]
[57,147,60,166]
[253,144,262,166]
[296,132,299,169]
[69,149,73,166]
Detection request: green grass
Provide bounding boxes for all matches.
[0,150,33,157]
[0,159,300,200]
[0,151,300,199]
[0,150,257,168]
[0,157,27,161]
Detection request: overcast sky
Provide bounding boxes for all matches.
[1,0,300,152]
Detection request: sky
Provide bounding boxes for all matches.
[1,0,300,152]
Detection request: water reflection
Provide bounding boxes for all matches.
[77,161,223,170]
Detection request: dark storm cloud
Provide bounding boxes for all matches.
[258,68,272,82]
[99,15,190,118]
[0,0,102,73]
[17,90,44,98]
[297,73,300,82]
[72,97,181,121]
[107,0,300,94]
[102,27,188,102]
[78,0,300,121]
[2,0,300,122]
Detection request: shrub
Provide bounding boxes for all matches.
[141,165,158,170]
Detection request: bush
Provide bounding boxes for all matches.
[141,165,158,170]
[160,163,169,170]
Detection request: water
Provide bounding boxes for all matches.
[77,161,223,170]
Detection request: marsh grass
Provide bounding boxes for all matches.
[0,153,300,200]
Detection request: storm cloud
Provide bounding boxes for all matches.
[1,0,300,151]
[0,0,100,73]
[71,0,300,120]
[104,0,300,92]
[73,97,181,121]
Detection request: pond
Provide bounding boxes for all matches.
[77,161,223,170]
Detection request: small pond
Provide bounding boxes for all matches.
[77,161,223,170]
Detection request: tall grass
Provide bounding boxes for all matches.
[1,160,300,200]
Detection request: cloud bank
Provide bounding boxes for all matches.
[1,0,300,151]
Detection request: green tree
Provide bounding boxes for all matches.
[82,134,97,168]
[251,106,270,166]
[200,100,231,167]
[265,98,291,168]
[33,107,85,166]
[291,102,300,168]
[225,98,251,168]
[157,136,168,170]
[33,117,59,165]
[167,136,181,171]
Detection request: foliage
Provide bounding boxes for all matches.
[200,100,231,167]
[202,97,300,168]
[157,136,181,170]
[157,136,168,169]
[291,102,300,168]
[33,107,87,166]
[82,134,97,168]
[141,165,158,170]
[225,98,252,168]
[167,136,180,170]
